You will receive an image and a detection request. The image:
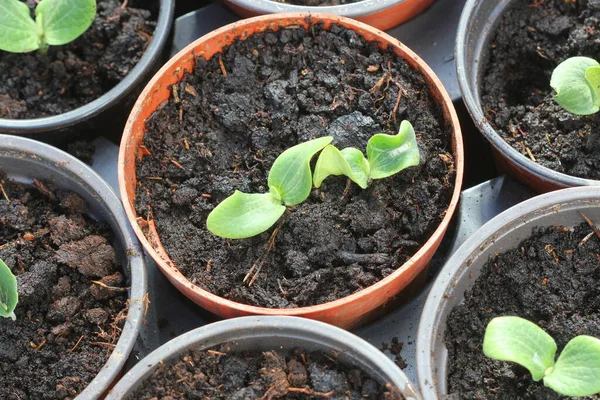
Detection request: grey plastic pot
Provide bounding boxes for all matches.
[0,0,175,144]
[106,316,422,399]
[456,0,600,192]
[0,134,148,399]
[222,0,436,31]
[415,186,600,399]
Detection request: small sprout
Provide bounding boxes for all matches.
[0,258,18,321]
[207,137,332,239]
[551,56,600,115]
[0,0,96,54]
[484,316,600,397]
[313,120,420,188]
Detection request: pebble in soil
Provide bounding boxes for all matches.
[0,174,129,400]
[129,345,405,399]
[481,0,600,179]
[0,0,158,119]
[446,221,600,399]
[134,23,456,309]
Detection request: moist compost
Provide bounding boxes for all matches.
[273,0,361,7]
[135,23,455,308]
[129,346,404,399]
[481,0,600,179]
[0,0,158,119]
[0,174,128,399]
[446,221,600,399]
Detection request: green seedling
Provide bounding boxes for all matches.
[207,136,333,239]
[483,316,600,397]
[0,0,96,54]
[313,120,420,189]
[551,56,600,115]
[0,258,18,321]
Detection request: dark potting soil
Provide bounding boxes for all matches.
[481,0,600,180]
[0,0,158,119]
[129,346,404,399]
[0,175,128,399]
[446,221,600,399]
[135,23,455,308]
[272,0,361,7]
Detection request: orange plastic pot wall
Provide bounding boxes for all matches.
[222,0,437,32]
[119,13,464,329]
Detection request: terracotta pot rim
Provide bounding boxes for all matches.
[0,0,175,135]
[119,13,464,318]
[456,0,600,188]
[222,0,432,19]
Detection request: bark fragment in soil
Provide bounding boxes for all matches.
[0,173,128,399]
[135,23,455,309]
[481,0,600,179]
[446,221,600,399]
[0,0,158,119]
[129,346,405,399]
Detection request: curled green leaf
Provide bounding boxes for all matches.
[0,0,40,53]
[551,57,600,115]
[268,136,333,206]
[483,316,556,381]
[544,336,600,397]
[367,120,420,179]
[0,258,18,321]
[206,191,286,239]
[313,145,369,189]
[36,0,96,48]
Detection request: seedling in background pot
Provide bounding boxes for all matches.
[551,56,600,115]
[313,120,420,189]
[207,120,420,240]
[483,316,600,397]
[0,0,96,54]
[0,258,18,321]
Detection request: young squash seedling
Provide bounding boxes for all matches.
[0,257,18,321]
[207,120,420,240]
[0,0,96,54]
[551,56,600,115]
[483,316,600,397]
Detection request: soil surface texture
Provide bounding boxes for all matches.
[135,23,455,308]
[0,0,158,119]
[446,221,600,399]
[481,0,600,180]
[273,0,361,7]
[0,174,128,399]
[130,345,404,399]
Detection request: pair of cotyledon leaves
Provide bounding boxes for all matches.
[551,56,600,115]
[484,316,600,397]
[207,120,420,239]
[0,0,96,53]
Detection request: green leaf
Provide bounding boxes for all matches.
[483,316,556,381]
[544,336,600,397]
[0,258,18,321]
[585,66,600,107]
[207,191,286,239]
[367,120,420,180]
[36,0,96,47]
[268,136,333,206]
[551,57,600,115]
[313,145,370,189]
[0,0,40,53]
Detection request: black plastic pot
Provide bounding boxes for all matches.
[0,0,175,144]
[106,316,422,399]
[0,134,148,399]
[415,186,600,399]
[456,0,600,192]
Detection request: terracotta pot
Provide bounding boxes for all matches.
[415,186,600,399]
[222,0,436,32]
[106,316,422,399]
[119,13,464,329]
[456,0,600,192]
